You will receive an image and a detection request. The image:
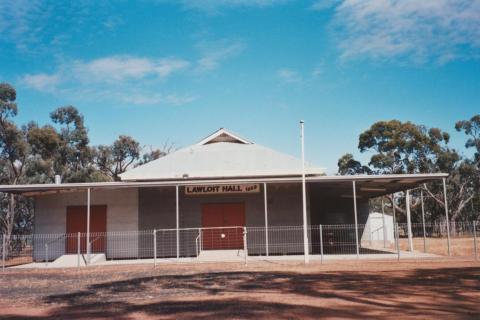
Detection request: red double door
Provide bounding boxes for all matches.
[65,205,107,254]
[201,203,245,250]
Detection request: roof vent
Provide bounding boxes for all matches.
[54,175,61,185]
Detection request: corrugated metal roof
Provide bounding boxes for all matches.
[119,136,325,181]
[0,173,448,196]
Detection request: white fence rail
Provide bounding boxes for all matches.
[1,221,479,270]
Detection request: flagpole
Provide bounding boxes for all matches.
[300,120,309,264]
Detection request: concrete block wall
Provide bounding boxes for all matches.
[33,188,138,260]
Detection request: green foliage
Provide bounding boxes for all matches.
[456,115,480,164]
[337,153,371,175]
[0,83,18,119]
[358,120,454,174]
[339,118,479,222]
[94,135,141,181]
[137,148,166,166]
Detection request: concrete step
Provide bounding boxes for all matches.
[49,253,106,267]
[197,249,246,262]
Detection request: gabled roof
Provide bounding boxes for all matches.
[119,128,325,181]
[196,128,251,145]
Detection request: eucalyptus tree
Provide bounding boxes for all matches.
[338,120,475,223]
[0,83,31,237]
[95,135,141,181]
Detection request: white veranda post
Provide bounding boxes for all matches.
[176,185,180,260]
[352,181,359,258]
[86,188,91,265]
[382,198,386,248]
[443,178,451,256]
[300,120,309,264]
[264,183,269,256]
[406,190,413,252]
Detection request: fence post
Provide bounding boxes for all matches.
[395,223,400,261]
[243,227,248,266]
[473,222,478,261]
[77,232,80,269]
[320,225,324,264]
[45,243,48,267]
[2,234,5,272]
[153,229,157,268]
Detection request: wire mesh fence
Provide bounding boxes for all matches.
[1,221,478,269]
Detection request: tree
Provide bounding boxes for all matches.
[358,120,452,174]
[0,83,30,238]
[137,146,167,167]
[25,122,60,184]
[50,106,103,182]
[95,135,140,181]
[456,115,480,163]
[338,119,475,223]
[337,153,371,175]
[455,115,480,220]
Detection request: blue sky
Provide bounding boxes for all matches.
[1,0,479,174]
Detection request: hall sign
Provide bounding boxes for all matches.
[185,184,260,195]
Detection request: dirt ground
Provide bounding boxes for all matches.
[396,237,478,257]
[0,259,479,319]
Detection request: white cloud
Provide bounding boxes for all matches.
[72,56,189,83]
[21,73,60,92]
[277,68,302,83]
[196,40,246,71]
[329,0,480,64]
[0,1,124,54]
[20,55,194,106]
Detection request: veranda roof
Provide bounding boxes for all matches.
[0,173,448,198]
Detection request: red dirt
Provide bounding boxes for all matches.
[1,259,479,319]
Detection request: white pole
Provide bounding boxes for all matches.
[263,183,269,257]
[2,234,5,272]
[176,185,180,261]
[392,194,396,225]
[153,229,157,268]
[473,222,477,261]
[421,188,427,253]
[382,198,386,248]
[243,226,248,265]
[87,188,91,265]
[395,223,400,261]
[300,120,309,264]
[406,190,413,252]
[77,232,80,269]
[319,224,324,264]
[352,181,359,258]
[442,178,451,256]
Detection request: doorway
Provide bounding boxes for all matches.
[201,203,245,250]
[65,205,107,253]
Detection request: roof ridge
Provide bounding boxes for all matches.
[196,128,252,145]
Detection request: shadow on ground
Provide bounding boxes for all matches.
[1,266,479,319]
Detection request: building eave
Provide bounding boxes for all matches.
[0,173,448,196]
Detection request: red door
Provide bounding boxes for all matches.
[202,203,245,250]
[66,205,107,253]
